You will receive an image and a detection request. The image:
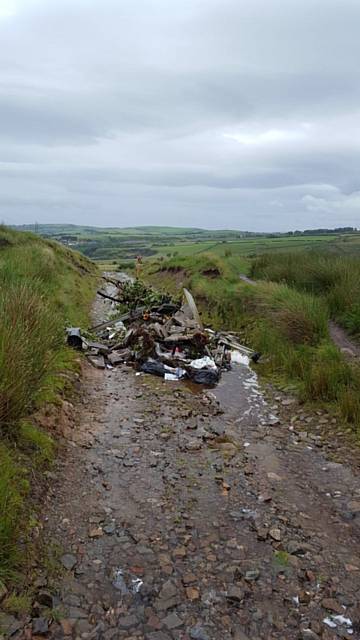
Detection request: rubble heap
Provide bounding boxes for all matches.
[66,278,259,385]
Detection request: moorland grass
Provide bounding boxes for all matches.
[251,251,360,337]
[0,226,97,578]
[145,251,360,433]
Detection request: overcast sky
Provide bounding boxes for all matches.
[1,0,360,231]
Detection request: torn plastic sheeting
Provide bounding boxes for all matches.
[164,368,187,381]
[323,615,353,633]
[190,356,217,370]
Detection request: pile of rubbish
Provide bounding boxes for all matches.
[66,278,259,386]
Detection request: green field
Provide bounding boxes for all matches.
[13,224,360,267]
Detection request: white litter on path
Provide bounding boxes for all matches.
[190,356,217,370]
[231,350,250,366]
[323,615,353,634]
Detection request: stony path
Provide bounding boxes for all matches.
[328,321,360,359]
[18,293,360,640]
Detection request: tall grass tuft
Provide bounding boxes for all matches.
[251,251,360,337]
[0,283,62,431]
[252,282,329,346]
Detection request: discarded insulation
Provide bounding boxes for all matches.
[66,280,260,386]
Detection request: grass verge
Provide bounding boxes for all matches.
[0,226,98,581]
[251,251,360,337]
[144,251,360,434]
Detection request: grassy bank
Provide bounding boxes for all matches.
[0,226,97,581]
[251,252,360,337]
[144,252,360,434]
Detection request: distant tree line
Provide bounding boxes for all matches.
[284,227,357,236]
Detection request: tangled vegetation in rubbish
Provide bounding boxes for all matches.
[115,279,176,312]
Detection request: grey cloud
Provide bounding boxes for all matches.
[1,0,360,230]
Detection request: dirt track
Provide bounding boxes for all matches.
[16,289,360,640]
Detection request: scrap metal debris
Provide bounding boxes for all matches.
[66,279,259,385]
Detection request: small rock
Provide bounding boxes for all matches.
[269,527,281,542]
[267,472,283,482]
[258,493,272,503]
[118,614,138,629]
[244,569,260,581]
[301,630,320,640]
[182,572,197,585]
[155,596,180,612]
[186,586,200,601]
[64,594,81,607]
[185,439,202,451]
[190,624,210,640]
[87,355,106,369]
[88,526,103,538]
[348,500,360,513]
[321,598,344,614]
[146,614,163,630]
[162,613,183,629]
[159,580,178,600]
[226,586,244,602]
[68,606,87,619]
[75,619,93,634]
[146,632,171,640]
[60,619,74,636]
[32,618,49,636]
[103,522,116,535]
[286,541,312,556]
[60,553,77,570]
